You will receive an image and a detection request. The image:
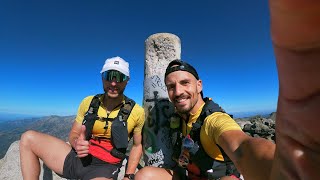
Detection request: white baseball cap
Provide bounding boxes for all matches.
[100,56,130,77]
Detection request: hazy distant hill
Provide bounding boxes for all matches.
[0,115,75,158]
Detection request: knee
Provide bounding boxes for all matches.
[135,167,155,180]
[220,176,239,180]
[20,130,38,148]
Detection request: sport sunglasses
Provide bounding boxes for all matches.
[102,70,129,82]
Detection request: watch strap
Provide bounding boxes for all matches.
[124,173,134,179]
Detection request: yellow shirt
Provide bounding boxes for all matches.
[182,103,241,161]
[75,95,145,139]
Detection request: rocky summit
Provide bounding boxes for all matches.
[0,112,275,180]
[235,113,276,143]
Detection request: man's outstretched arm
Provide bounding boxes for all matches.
[269,0,320,179]
[219,130,275,180]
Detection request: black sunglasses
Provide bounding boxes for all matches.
[102,70,128,82]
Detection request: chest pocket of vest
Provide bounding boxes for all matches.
[111,114,128,152]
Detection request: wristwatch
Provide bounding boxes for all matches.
[124,173,135,180]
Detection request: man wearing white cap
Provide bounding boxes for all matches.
[20,56,145,180]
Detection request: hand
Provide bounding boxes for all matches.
[75,125,90,158]
[269,0,320,179]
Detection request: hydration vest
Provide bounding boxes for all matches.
[170,97,240,178]
[82,94,135,160]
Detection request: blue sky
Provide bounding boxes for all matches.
[0,0,278,117]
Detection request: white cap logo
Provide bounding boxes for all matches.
[100,56,130,77]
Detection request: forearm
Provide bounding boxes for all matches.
[68,122,82,148]
[233,137,275,180]
[125,143,143,174]
[69,133,79,148]
[219,130,275,180]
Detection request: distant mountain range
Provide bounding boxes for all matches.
[0,115,75,158]
[230,110,276,119]
[0,112,41,122]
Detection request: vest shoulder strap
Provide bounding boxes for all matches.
[121,95,136,122]
[82,94,103,140]
[190,97,224,142]
[200,97,224,121]
[192,97,224,131]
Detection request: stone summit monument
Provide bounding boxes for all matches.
[143,33,181,168]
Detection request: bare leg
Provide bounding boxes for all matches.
[20,130,72,180]
[220,176,239,180]
[135,166,180,180]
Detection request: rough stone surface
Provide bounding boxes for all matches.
[0,141,23,180]
[143,33,181,168]
[144,33,181,76]
[236,115,276,143]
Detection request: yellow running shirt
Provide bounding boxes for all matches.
[75,95,145,139]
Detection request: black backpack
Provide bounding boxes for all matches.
[82,94,135,159]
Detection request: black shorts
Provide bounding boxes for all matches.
[62,149,121,180]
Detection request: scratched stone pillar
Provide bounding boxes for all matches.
[143,33,181,168]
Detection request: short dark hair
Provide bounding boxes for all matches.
[165,59,203,98]
[164,59,199,80]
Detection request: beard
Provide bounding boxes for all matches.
[175,97,198,115]
[104,86,125,99]
[176,104,193,114]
